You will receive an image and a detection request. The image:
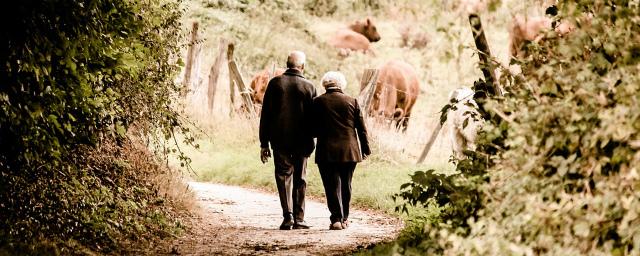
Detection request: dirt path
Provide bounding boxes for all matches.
[155,182,403,255]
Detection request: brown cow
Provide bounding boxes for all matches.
[508,15,576,58]
[365,60,420,131]
[249,67,285,105]
[329,18,381,56]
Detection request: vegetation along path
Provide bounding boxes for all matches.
[153,182,403,255]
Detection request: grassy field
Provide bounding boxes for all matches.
[173,0,549,216]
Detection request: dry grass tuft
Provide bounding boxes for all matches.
[117,136,198,214]
[399,25,430,50]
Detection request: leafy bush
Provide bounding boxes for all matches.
[390,79,505,254]
[0,0,190,253]
[392,1,640,254]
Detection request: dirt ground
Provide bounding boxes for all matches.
[148,182,403,255]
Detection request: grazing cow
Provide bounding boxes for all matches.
[447,87,482,158]
[508,13,576,58]
[329,18,381,56]
[365,60,420,131]
[249,67,285,105]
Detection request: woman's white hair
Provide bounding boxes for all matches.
[321,71,347,90]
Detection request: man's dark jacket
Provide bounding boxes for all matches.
[259,68,317,156]
[312,87,371,163]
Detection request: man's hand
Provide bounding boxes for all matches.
[260,147,271,164]
[362,154,369,161]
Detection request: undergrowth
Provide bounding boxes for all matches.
[390,1,640,255]
[0,0,194,254]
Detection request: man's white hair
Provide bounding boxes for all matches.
[287,51,306,68]
[321,71,347,90]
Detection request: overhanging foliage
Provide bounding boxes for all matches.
[0,0,188,253]
[393,1,640,254]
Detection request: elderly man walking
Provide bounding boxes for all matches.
[312,71,371,230]
[259,51,317,230]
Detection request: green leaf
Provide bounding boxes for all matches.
[115,123,126,137]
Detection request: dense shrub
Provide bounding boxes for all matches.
[0,0,190,253]
[393,1,640,254]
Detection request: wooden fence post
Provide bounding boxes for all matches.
[227,43,236,114]
[207,38,227,111]
[228,61,256,118]
[418,13,501,164]
[192,42,203,90]
[417,121,443,164]
[468,13,501,96]
[358,69,379,115]
[226,43,255,118]
[183,22,199,94]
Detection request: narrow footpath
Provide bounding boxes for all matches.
[153,182,403,255]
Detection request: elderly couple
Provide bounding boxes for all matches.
[259,51,370,231]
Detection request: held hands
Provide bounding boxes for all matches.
[260,147,271,164]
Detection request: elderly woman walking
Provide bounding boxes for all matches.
[312,71,371,230]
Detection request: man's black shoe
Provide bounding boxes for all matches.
[279,214,294,230]
[293,221,311,229]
